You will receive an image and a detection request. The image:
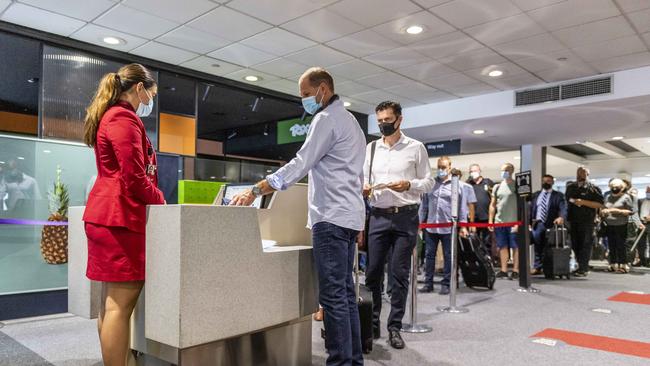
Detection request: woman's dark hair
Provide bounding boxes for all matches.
[84,63,156,147]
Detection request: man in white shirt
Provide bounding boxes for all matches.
[363,101,433,349]
[636,186,650,267]
[231,67,366,366]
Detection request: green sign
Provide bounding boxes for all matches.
[277,116,313,145]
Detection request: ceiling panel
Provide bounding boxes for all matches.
[527,0,620,31]
[552,16,636,48]
[122,0,217,23]
[180,55,243,76]
[257,78,299,96]
[439,47,508,71]
[227,0,337,25]
[335,81,377,96]
[224,69,281,85]
[94,4,178,39]
[615,0,650,13]
[424,72,479,89]
[511,48,581,72]
[464,13,547,46]
[350,89,415,105]
[0,0,10,13]
[430,0,521,29]
[71,23,148,52]
[356,72,412,89]
[285,45,354,67]
[464,61,528,82]
[395,60,457,80]
[326,29,400,58]
[384,82,439,101]
[130,41,199,65]
[482,72,544,89]
[156,26,230,54]
[627,8,650,33]
[327,0,421,27]
[510,0,566,11]
[412,0,454,7]
[252,58,308,78]
[370,11,455,45]
[589,51,650,72]
[327,59,386,79]
[409,31,484,59]
[18,0,115,21]
[2,3,86,36]
[571,35,646,62]
[362,47,431,69]
[207,43,276,67]
[444,82,499,97]
[535,63,598,83]
[493,33,566,60]
[240,28,316,56]
[187,6,272,42]
[280,8,364,43]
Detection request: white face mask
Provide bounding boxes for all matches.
[501,171,510,180]
[470,171,480,180]
[136,88,154,118]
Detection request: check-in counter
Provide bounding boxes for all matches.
[68,184,317,366]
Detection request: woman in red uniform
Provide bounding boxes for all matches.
[83,63,165,366]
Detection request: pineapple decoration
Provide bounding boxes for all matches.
[40,165,70,264]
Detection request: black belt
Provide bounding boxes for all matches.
[372,204,419,215]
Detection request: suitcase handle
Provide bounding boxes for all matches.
[553,223,567,248]
[354,243,361,302]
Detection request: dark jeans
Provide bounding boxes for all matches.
[639,226,650,265]
[606,224,628,265]
[531,221,548,269]
[570,222,595,272]
[365,209,418,332]
[312,222,363,366]
[423,231,452,288]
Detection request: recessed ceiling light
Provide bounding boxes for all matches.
[102,36,125,45]
[17,156,25,160]
[611,136,624,140]
[43,150,51,154]
[244,75,260,82]
[514,156,521,160]
[472,129,486,135]
[343,101,351,107]
[488,70,503,77]
[405,25,424,35]
[646,174,650,177]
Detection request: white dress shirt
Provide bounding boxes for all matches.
[363,133,433,209]
[267,98,366,231]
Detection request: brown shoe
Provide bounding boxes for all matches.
[531,268,543,275]
[313,307,324,321]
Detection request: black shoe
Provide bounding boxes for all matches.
[388,330,405,349]
[372,326,381,340]
[439,286,450,295]
[511,272,519,280]
[574,271,589,277]
[418,285,434,293]
[496,271,508,279]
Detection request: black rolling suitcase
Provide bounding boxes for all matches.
[544,224,571,279]
[458,234,495,290]
[321,245,373,354]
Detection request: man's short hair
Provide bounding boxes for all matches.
[451,168,462,177]
[375,101,402,117]
[300,67,334,91]
[469,163,480,170]
[438,156,452,166]
[543,174,554,180]
[503,163,514,172]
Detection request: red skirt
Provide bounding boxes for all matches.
[85,222,146,282]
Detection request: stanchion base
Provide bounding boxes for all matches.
[515,287,540,293]
[401,324,432,333]
[437,306,469,313]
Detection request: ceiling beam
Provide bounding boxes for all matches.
[621,138,650,157]
[582,142,627,158]
[547,146,585,164]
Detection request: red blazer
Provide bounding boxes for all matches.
[83,101,165,233]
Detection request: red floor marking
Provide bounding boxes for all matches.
[607,292,650,306]
[532,328,650,359]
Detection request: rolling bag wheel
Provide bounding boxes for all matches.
[363,339,373,354]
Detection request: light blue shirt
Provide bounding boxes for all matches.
[267,98,366,231]
[419,177,469,234]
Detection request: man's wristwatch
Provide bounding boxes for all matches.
[251,185,262,197]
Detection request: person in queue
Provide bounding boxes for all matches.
[451,168,477,226]
[82,64,165,366]
[229,67,365,366]
[635,186,650,267]
[489,163,519,280]
[419,157,469,295]
[622,179,643,266]
[602,178,635,273]
[565,167,604,276]
[467,164,495,257]
[363,101,433,349]
[529,174,567,275]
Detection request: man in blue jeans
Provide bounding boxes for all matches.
[231,67,366,366]
[419,157,469,295]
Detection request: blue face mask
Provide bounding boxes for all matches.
[136,88,154,118]
[501,171,510,180]
[301,87,324,115]
[437,169,448,178]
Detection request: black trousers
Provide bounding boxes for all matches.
[365,209,418,332]
[569,222,595,272]
[607,224,629,265]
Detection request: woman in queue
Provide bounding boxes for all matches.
[602,178,634,273]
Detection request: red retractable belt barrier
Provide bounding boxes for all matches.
[419,221,522,229]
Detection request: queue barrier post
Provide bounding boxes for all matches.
[401,242,432,333]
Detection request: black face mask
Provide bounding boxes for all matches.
[611,187,622,194]
[542,183,552,190]
[379,119,398,136]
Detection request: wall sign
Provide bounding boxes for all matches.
[424,139,461,156]
[277,116,313,145]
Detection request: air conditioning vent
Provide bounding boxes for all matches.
[515,76,612,107]
[561,77,611,100]
[515,86,560,106]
